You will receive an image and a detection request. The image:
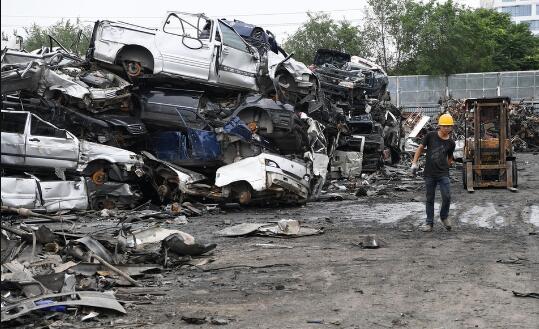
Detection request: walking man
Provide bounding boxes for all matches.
[411,113,456,232]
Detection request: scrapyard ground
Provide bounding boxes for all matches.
[28,153,539,329]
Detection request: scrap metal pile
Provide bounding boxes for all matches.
[1,12,400,325]
[508,101,539,152]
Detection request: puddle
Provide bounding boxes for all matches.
[344,201,532,229]
[529,205,539,227]
[348,202,457,224]
[458,203,505,228]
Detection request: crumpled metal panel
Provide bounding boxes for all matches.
[0,131,26,166]
[1,177,40,209]
[330,150,364,179]
[40,178,88,212]
[1,176,88,211]
[223,116,252,141]
[150,130,221,162]
[79,139,143,172]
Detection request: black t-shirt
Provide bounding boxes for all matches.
[421,131,455,178]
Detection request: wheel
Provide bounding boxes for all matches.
[231,182,252,205]
[125,61,143,77]
[238,190,252,205]
[84,161,110,185]
[90,169,107,185]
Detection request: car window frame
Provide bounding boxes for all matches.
[217,20,252,54]
[1,111,29,134]
[29,113,69,139]
[162,13,212,41]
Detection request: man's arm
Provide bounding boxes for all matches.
[412,144,425,164]
[447,142,455,166]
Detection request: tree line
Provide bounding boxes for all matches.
[283,0,539,75]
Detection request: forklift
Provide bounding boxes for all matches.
[462,97,517,192]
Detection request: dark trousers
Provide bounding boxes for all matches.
[424,176,451,225]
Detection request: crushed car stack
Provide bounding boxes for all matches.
[2,12,399,210]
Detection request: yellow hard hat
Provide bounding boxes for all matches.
[438,113,454,126]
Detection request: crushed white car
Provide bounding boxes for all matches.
[214,152,313,204]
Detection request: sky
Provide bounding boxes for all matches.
[1,0,480,43]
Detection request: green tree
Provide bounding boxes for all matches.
[283,12,367,65]
[23,19,92,56]
[361,0,410,72]
[396,1,539,74]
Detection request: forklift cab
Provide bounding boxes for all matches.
[463,97,517,192]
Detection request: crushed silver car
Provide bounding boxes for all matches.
[1,50,131,113]
[1,110,144,183]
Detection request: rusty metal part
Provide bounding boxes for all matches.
[91,169,107,185]
[248,121,258,132]
[238,190,252,205]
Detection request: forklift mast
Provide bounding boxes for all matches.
[463,97,517,192]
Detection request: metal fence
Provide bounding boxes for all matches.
[388,70,539,108]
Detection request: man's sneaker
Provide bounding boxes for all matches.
[420,223,433,232]
[441,218,452,231]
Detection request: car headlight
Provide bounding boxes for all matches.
[303,175,311,182]
[265,159,279,168]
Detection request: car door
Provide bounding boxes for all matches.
[156,13,213,81]
[25,114,80,170]
[215,20,259,91]
[1,111,28,166]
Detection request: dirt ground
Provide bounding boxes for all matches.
[84,153,538,328]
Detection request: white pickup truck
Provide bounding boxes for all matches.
[88,12,269,92]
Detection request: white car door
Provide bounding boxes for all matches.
[1,111,28,165]
[156,13,213,81]
[25,114,80,169]
[216,20,259,91]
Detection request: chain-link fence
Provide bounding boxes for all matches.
[388,70,539,109]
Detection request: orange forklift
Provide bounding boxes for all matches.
[462,97,517,192]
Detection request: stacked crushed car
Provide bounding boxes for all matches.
[2,12,397,211]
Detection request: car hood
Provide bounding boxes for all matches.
[80,140,143,165]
